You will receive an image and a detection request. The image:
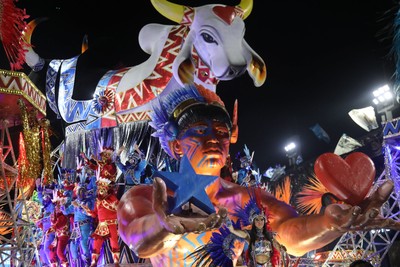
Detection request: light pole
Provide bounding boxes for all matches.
[372,84,394,122]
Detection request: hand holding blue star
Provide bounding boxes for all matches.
[154,155,218,214]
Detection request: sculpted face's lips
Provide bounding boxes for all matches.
[203,148,222,155]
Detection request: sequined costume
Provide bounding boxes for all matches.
[82,149,117,182]
[48,202,70,267]
[63,182,95,267]
[115,155,140,188]
[82,178,120,266]
[249,233,273,267]
[36,185,55,267]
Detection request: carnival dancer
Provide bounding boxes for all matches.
[63,181,95,267]
[80,147,117,182]
[115,146,142,190]
[189,188,282,267]
[47,190,70,267]
[234,193,280,267]
[36,179,55,267]
[80,177,120,267]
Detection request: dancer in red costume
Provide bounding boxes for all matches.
[47,191,70,267]
[80,178,120,267]
[117,84,400,267]
[80,147,117,182]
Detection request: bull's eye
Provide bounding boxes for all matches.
[201,32,217,44]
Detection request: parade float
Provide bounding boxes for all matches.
[1,0,400,266]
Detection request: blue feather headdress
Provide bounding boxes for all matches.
[231,186,273,233]
[234,187,265,228]
[188,220,245,267]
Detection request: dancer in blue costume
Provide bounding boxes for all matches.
[36,179,55,267]
[116,146,142,190]
[63,181,95,267]
[115,147,150,264]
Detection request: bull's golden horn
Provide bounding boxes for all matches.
[82,34,89,53]
[238,0,253,19]
[150,0,185,24]
[22,18,48,44]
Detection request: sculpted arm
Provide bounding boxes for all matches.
[117,177,227,258]
[263,180,400,257]
[117,179,182,257]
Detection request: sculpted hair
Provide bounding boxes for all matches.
[150,83,232,158]
[176,104,232,139]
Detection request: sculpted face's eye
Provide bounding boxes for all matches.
[215,126,229,137]
[201,32,217,45]
[193,125,208,135]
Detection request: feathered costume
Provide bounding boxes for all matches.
[0,0,30,70]
[188,187,283,267]
[189,220,245,267]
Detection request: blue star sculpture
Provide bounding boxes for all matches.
[155,155,218,214]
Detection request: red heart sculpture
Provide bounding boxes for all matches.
[314,152,375,206]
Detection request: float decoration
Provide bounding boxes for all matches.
[314,152,375,206]
[39,118,54,185]
[296,175,329,215]
[154,155,218,214]
[18,99,42,188]
[0,0,30,70]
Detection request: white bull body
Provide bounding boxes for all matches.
[25,1,266,135]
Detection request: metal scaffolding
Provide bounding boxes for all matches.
[0,120,40,267]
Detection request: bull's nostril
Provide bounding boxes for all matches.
[228,66,246,77]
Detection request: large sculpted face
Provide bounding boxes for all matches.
[174,119,230,175]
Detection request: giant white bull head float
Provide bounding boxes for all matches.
[23,0,266,168]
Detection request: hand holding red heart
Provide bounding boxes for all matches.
[314,152,400,232]
[322,179,400,232]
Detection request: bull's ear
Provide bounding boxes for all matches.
[243,40,266,87]
[176,59,195,85]
[173,31,195,86]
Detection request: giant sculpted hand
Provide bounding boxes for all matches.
[153,177,227,234]
[323,180,400,232]
[117,177,227,258]
[276,179,400,257]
